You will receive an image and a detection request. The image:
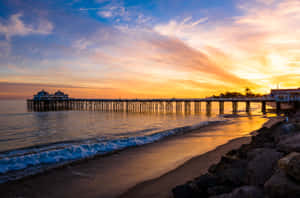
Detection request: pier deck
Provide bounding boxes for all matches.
[27,97,299,114]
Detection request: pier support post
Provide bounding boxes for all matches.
[276,102,281,113]
[125,101,129,112]
[166,102,173,113]
[206,101,211,115]
[194,102,201,113]
[219,101,224,114]
[262,101,266,114]
[246,101,250,113]
[159,102,165,113]
[176,101,182,113]
[232,101,238,114]
[155,103,159,113]
[295,101,300,110]
[184,101,191,113]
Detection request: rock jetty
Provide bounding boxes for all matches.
[173,112,300,198]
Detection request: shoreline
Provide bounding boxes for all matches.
[119,116,284,198]
[119,136,252,198]
[0,116,269,198]
[0,118,229,184]
[170,112,300,198]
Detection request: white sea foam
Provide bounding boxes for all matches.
[0,118,227,183]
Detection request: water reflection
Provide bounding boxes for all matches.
[0,100,274,152]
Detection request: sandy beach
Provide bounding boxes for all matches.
[119,136,251,198]
[120,116,285,198]
[0,117,267,198]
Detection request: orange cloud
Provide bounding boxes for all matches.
[1,0,300,99]
[154,0,300,92]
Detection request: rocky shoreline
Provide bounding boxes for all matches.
[173,111,300,198]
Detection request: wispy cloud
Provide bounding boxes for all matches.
[153,0,300,92]
[97,3,130,20]
[95,2,152,26]
[0,13,53,40]
[154,17,208,37]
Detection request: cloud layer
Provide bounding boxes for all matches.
[0,0,299,99]
[0,13,53,40]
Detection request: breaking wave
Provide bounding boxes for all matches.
[0,118,227,183]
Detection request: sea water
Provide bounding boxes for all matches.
[0,99,269,182]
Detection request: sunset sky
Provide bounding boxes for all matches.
[0,0,300,99]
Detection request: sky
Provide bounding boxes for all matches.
[0,0,299,99]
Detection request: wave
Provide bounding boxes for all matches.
[0,118,227,183]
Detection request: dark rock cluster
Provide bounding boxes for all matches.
[173,113,300,198]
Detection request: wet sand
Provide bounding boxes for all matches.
[120,136,251,198]
[0,117,267,198]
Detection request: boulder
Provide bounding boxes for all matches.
[210,186,264,198]
[278,152,300,181]
[271,123,299,142]
[208,156,248,187]
[226,144,254,159]
[172,181,202,198]
[264,170,300,198]
[172,174,230,198]
[250,129,276,148]
[281,123,296,133]
[194,173,220,189]
[286,155,300,181]
[207,185,233,196]
[246,148,283,186]
[278,133,300,153]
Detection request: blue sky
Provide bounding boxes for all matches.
[0,0,300,99]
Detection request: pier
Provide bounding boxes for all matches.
[27,97,294,114]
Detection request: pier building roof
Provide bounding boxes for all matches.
[37,90,49,96]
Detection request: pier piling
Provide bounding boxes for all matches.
[232,101,238,114]
[246,101,250,113]
[219,101,224,114]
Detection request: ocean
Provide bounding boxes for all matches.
[0,99,272,183]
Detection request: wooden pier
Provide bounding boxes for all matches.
[26,97,293,114]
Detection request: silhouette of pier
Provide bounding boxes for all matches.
[26,97,292,114]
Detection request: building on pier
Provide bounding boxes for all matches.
[53,90,69,99]
[270,88,300,102]
[33,90,50,100]
[33,90,68,100]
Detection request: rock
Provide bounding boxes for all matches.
[172,174,230,198]
[287,155,300,181]
[172,181,202,198]
[250,129,276,148]
[265,170,300,198]
[208,156,248,187]
[278,152,300,170]
[210,186,264,198]
[194,174,220,189]
[281,123,296,133]
[226,144,253,159]
[278,133,300,153]
[271,123,300,142]
[246,148,283,186]
[278,152,300,181]
[207,185,233,196]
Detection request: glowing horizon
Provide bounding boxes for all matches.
[0,0,300,99]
